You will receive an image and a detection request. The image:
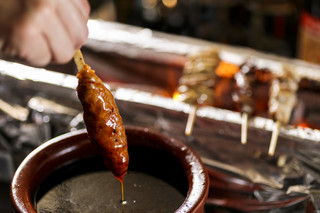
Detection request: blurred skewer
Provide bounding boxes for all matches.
[176,48,219,136]
[0,99,28,121]
[241,112,248,145]
[232,61,256,145]
[268,66,300,156]
[185,105,197,136]
[268,120,281,156]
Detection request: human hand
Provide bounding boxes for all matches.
[0,0,90,67]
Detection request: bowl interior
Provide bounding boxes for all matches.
[11,127,209,213]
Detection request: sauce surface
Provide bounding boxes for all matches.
[36,171,185,213]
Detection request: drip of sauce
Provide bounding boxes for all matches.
[121,180,125,204]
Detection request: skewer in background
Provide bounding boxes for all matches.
[175,48,219,136]
[269,120,281,156]
[232,60,257,145]
[240,112,249,145]
[268,66,300,156]
[185,105,198,136]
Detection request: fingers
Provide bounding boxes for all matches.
[56,0,89,51]
[19,29,51,66]
[71,0,91,20]
[7,20,51,67]
[1,0,90,66]
[36,2,75,64]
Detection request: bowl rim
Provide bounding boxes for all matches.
[11,126,209,213]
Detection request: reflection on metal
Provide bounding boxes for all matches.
[201,157,283,189]
[87,19,320,82]
[0,99,28,121]
[114,87,320,142]
[0,57,320,143]
[0,60,78,89]
[87,20,201,55]
[28,97,79,116]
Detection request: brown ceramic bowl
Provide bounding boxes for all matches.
[11,126,209,213]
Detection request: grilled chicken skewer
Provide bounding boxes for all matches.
[233,61,256,144]
[176,49,219,135]
[268,67,300,156]
[74,49,129,202]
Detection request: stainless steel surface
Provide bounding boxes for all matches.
[86,19,320,82]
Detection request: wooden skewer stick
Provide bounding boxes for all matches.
[185,105,197,136]
[74,49,86,71]
[241,112,248,145]
[268,120,281,156]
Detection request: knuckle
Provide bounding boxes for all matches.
[54,48,74,64]
[73,26,88,49]
[20,23,37,41]
[81,0,91,16]
[85,2,91,17]
[78,27,89,46]
[28,53,51,67]
[37,2,54,19]
[17,28,37,59]
[36,57,51,67]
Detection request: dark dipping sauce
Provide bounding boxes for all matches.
[35,152,187,213]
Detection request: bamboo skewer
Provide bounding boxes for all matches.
[74,49,86,71]
[267,66,300,156]
[232,61,256,145]
[241,112,248,145]
[176,49,218,136]
[268,120,281,156]
[185,105,197,136]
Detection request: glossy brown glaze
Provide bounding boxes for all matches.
[11,127,209,213]
[77,64,128,181]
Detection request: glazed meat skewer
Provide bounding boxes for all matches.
[233,61,256,144]
[268,68,300,156]
[74,49,129,202]
[176,49,219,135]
